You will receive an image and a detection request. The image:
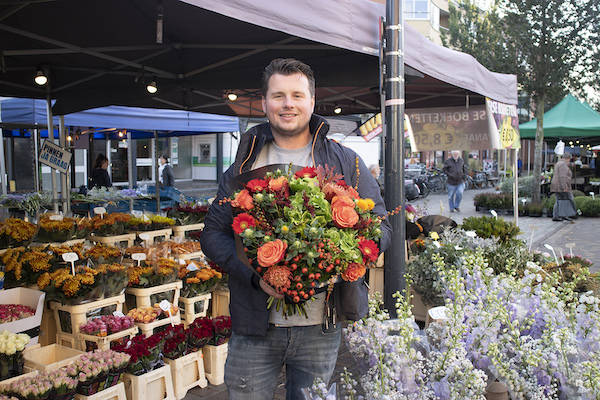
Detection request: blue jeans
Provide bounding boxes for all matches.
[447,183,465,210]
[225,324,341,400]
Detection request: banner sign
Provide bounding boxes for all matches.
[358,113,382,142]
[39,140,72,173]
[406,105,490,151]
[486,98,520,149]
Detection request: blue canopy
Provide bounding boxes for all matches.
[0,98,240,135]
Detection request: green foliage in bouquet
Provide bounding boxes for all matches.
[461,216,520,243]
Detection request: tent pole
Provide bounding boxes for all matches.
[105,135,111,177]
[59,116,69,214]
[514,148,519,225]
[46,96,59,213]
[216,132,223,183]
[127,131,134,189]
[383,0,406,318]
[33,128,40,192]
[154,130,160,213]
[0,128,6,196]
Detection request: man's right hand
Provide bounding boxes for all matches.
[259,279,284,299]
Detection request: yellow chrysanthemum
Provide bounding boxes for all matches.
[356,198,375,212]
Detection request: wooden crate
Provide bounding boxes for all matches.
[125,281,182,309]
[39,306,57,346]
[210,289,230,317]
[172,223,204,239]
[173,251,204,262]
[202,343,227,386]
[90,233,136,247]
[138,228,172,245]
[136,314,182,338]
[165,351,208,399]
[179,293,211,327]
[56,332,78,349]
[50,294,126,336]
[368,267,384,295]
[123,365,176,400]
[23,344,83,372]
[75,381,127,400]
[77,326,139,351]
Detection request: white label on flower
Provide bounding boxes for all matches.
[131,253,146,262]
[465,231,476,238]
[187,262,199,271]
[428,306,448,321]
[113,311,125,318]
[159,300,171,311]
[49,214,64,221]
[139,233,150,242]
[178,259,186,265]
[94,207,107,217]
[62,252,79,263]
[433,241,441,248]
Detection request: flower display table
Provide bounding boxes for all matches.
[172,223,204,239]
[23,343,83,372]
[123,365,176,400]
[179,293,211,327]
[77,326,139,351]
[75,381,127,400]
[165,351,208,399]
[137,228,173,245]
[210,289,230,317]
[202,343,227,385]
[89,233,136,247]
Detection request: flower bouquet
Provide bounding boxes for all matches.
[179,263,222,298]
[37,266,103,305]
[166,201,209,225]
[126,215,153,232]
[1,247,53,288]
[112,334,164,376]
[67,350,129,395]
[94,264,128,297]
[79,315,134,337]
[0,305,35,324]
[85,244,122,265]
[90,213,131,236]
[35,215,76,243]
[160,324,189,360]
[211,316,231,346]
[148,215,175,230]
[49,243,86,268]
[226,165,383,316]
[187,318,213,351]
[0,331,29,380]
[0,219,37,249]
[127,307,161,324]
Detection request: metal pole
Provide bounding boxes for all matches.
[33,128,40,191]
[46,97,59,213]
[154,130,160,213]
[513,148,519,225]
[527,140,531,175]
[127,131,134,189]
[59,116,68,213]
[383,0,406,317]
[216,132,223,183]
[105,136,111,176]
[0,128,6,195]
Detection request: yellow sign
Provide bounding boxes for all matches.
[486,98,520,149]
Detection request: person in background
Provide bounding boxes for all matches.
[550,154,576,222]
[369,164,384,197]
[443,150,467,213]
[574,156,583,167]
[517,158,523,176]
[89,154,112,189]
[159,155,175,188]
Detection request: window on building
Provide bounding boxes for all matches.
[430,3,440,30]
[199,144,211,164]
[404,0,429,19]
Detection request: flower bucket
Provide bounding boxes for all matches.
[0,352,24,380]
[485,381,509,400]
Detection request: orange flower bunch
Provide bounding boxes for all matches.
[38,215,75,232]
[50,243,85,260]
[91,213,131,229]
[2,247,52,285]
[0,218,36,243]
[85,244,122,261]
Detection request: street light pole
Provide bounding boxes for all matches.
[383,0,406,317]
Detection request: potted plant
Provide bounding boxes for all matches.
[527,202,543,217]
[36,215,76,243]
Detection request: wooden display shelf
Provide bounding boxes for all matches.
[23,344,83,372]
[136,314,182,337]
[77,326,139,351]
[202,343,227,386]
[179,293,211,327]
[165,351,207,399]
[123,365,176,400]
[89,233,136,247]
[137,228,172,245]
[49,294,126,337]
[125,281,182,309]
[173,251,204,261]
[172,223,204,239]
[75,381,127,400]
[210,289,230,317]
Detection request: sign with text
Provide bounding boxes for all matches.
[39,140,72,173]
[486,98,520,149]
[406,105,490,151]
[358,113,382,142]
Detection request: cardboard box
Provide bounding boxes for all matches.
[0,288,45,346]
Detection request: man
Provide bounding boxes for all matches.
[200,58,391,400]
[443,150,467,212]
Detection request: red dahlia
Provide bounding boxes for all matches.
[232,213,257,234]
[246,179,268,193]
[295,166,317,179]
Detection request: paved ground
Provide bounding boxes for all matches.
[183,187,600,399]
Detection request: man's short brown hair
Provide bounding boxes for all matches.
[262,58,315,97]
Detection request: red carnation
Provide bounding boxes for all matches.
[295,166,317,179]
[358,239,379,263]
[246,179,268,193]
[232,213,257,234]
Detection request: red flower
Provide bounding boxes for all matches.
[232,189,254,210]
[232,213,257,234]
[341,263,366,282]
[295,167,317,179]
[246,179,268,193]
[358,239,379,263]
[336,179,348,187]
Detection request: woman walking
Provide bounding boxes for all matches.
[89,154,112,189]
[550,154,576,222]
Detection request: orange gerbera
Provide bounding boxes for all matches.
[232,213,257,235]
[246,179,268,193]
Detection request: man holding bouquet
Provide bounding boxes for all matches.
[200,58,391,399]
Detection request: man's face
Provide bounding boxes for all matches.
[451,151,460,160]
[262,72,315,138]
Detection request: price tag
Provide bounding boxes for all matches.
[139,233,150,242]
[62,252,79,275]
[113,311,125,318]
[428,306,448,322]
[94,207,107,219]
[49,214,64,221]
[131,253,146,266]
[159,300,175,326]
[178,259,186,265]
[186,262,199,271]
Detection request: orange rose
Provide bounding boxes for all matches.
[232,189,254,210]
[269,176,288,192]
[257,239,288,267]
[331,195,355,209]
[332,206,359,228]
[342,263,366,281]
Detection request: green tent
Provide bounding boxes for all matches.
[520,95,600,142]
